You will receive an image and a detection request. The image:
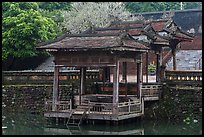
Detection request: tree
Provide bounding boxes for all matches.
[61,2,139,34]
[124,2,201,13]
[37,2,73,36]
[38,2,72,11]
[2,2,57,61]
[183,2,202,9]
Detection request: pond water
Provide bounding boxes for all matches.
[2,112,202,135]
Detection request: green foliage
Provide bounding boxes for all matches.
[38,2,72,11]
[124,2,200,13]
[148,63,156,73]
[183,2,202,9]
[2,2,57,60]
[37,2,72,36]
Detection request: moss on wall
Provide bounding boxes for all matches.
[144,85,202,123]
[2,85,75,113]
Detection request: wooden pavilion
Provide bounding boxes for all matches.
[37,17,193,125]
[37,31,149,125]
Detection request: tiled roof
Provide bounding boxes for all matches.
[150,20,167,31]
[37,34,149,51]
[37,18,194,52]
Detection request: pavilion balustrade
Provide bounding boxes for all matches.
[165,70,202,81]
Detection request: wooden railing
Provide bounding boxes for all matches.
[88,101,113,115]
[142,84,162,97]
[88,98,144,116]
[45,100,72,112]
[118,99,142,115]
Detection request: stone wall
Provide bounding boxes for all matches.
[2,84,79,113]
[2,71,98,113]
[144,85,202,123]
[2,70,99,85]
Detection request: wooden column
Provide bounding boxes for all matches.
[79,67,86,105]
[113,59,119,115]
[122,62,127,81]
[159,50,164,82]
[52,66,59,111]
[137,56,143,102]
[104,67,110,82]
[122,62,128,101]
[156,52,160,82]
[102,67,105,92]
[146,52,149,83]
[172,48,176,70]
[160,50,163,66]
[137,60,142,101]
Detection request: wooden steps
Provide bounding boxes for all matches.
[66,105,90,126]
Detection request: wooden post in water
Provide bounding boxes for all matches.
[52,65,59,111]
[113,59,119,115]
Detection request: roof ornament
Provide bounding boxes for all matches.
[108,14,121,24]
[161,11,175,19]
[131,13,144,21]
[117,32,129,46]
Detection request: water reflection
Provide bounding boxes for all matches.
[2,112,202,135]
[44,123,144,135]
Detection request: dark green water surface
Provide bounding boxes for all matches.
[2,112,202,135]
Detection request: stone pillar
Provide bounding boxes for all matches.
[52,66,59,111]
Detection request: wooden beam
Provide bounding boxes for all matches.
[119,58,135,63]
[113,59,119,115]
[52,66,59,111]
[54,64,116,67]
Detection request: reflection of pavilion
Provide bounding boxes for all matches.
[44,125,144,135]
[37,17,193,125]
